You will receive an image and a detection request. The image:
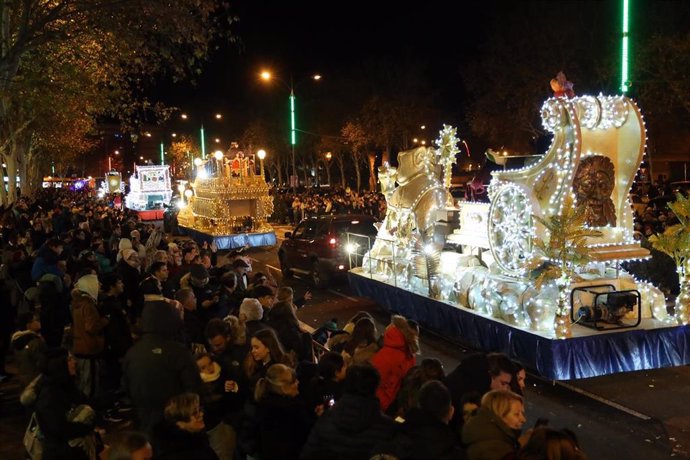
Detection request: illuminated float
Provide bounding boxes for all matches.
[176,149,276,249]
[125,165,172,220]
[351,92,690,379]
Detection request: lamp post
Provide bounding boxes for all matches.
[324,151,332,186]
[180,112,222,160]
[260,70,321,190]
[257,149,266,178]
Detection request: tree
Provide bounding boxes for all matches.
[341,121,368,193]
[0,0,234,203]
[462,1,615,152]
[240,120,285,185]
[169,136,199,179]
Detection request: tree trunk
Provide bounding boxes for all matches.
[368,152,377,191]
[353,152,362,192]
[336,156,346,189]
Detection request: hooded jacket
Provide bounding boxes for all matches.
[371,315,419,411]
[300,393,396,460]
[71,289,108,357]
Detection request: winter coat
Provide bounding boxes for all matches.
[71,290,108,357]
[152,421,218,460]
[98,294,133,359]
[116,258,142,316]
[349,341,380,365]
[122,325,201,434]
[372,407,465,460]
[31,244,62,281]
[240,392,313,460]
[11,330,46,388]
[371,316,419,411]
[462,406,520,460]
[300,393,396,460]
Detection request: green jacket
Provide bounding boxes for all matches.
[462,406,520,460]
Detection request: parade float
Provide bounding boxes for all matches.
[176,149,276,249]
[125,165,172,220]
[350,85,690,380]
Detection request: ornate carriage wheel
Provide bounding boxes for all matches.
[488,184,535,278]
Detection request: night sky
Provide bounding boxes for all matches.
[155,0,492,138]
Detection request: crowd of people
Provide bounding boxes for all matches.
[271,187,387,224]
[0,187,589,460]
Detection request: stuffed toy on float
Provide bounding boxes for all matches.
[550,71,575,98]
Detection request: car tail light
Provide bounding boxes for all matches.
[329,237,337,248]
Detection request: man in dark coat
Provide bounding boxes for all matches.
[122,297,201,435]
[371,380,465,460]
[301,363,396,460]
[445,352,514,429]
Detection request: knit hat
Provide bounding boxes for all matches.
[190,264,209,280]
[75,274,99,301]
[239,298,263,321]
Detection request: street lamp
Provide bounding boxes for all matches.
[257,149,266,178]
[260,69,321,189]
[324,152,333,186]
[180,112,223,160]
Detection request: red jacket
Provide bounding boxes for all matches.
[371,325,416,411]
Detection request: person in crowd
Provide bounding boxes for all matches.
[266,300,311,362]
[243,328,293,393]
[445,352,516,428]
[462,389,528,460]
[195,352,241,460]
[106,431,153,460]
[91,237,114,274]
[146,261,172,298]
[307,351,347,412]
[31,237,65,282]
[71,273,108,398]
[205,318,246,374]
[459,392,482,429]
[254,285,276,320]
[230,258,251,296]
[117,248,142,320]
[117,238,133,263]
[98,273,132,393]
[181,263,219,322]
[176,288,205,349]
[152,392,218,460]
[371,315,420,412]
[166,242,182,279]
[372,380,464,460]
[37,271,72,348]
[122,297,200,434]
[511,360,526,396]
[301,363,396,460]
[276,285,312,310]
[340,316,380,365]
[516,427,587,460]
[11,312,47,389]
[239,363,313,460]
[238,297,266,339]
[35,348,96,460]
[216,271,240,319]
[129,230,147,261]
[325,310,375,351]
[394,357,445,418]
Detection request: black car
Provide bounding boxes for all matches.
[278,214,379,288]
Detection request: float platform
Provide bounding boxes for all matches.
[348,270,690,380]
[179,226,276,250]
